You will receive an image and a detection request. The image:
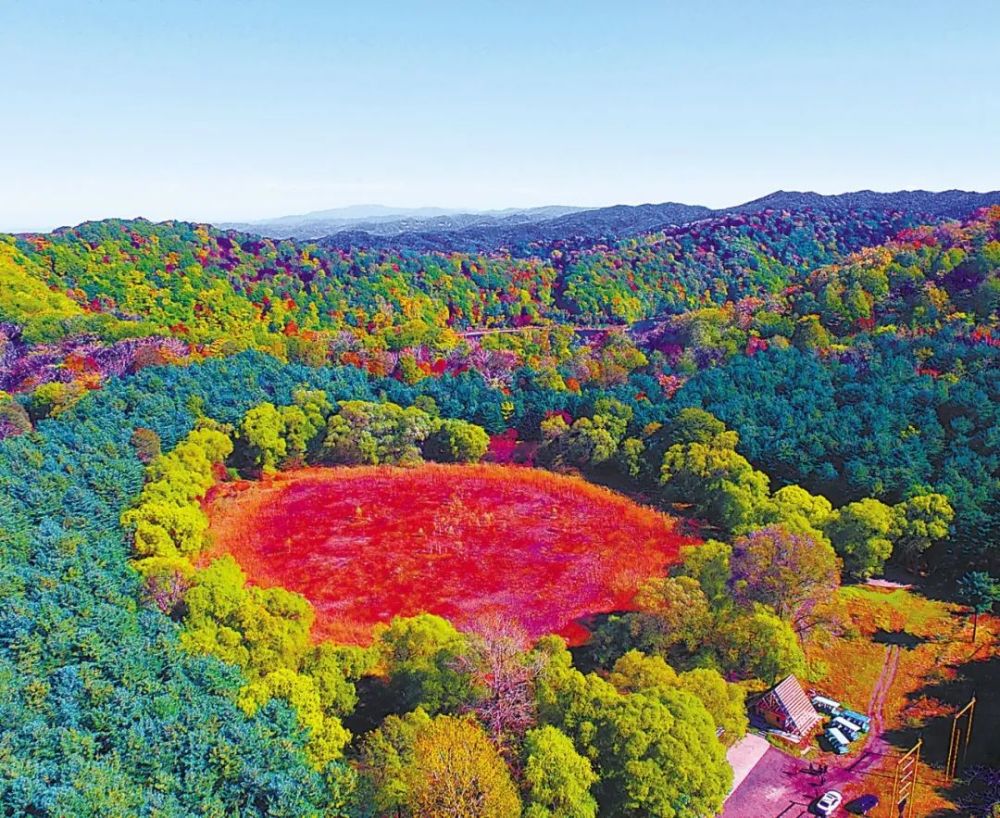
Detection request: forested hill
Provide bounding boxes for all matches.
[2,201,998,571]
[1,194,998,815]
[5,202,978,346]
[723,189,1000,219]
[310,189,1000,252]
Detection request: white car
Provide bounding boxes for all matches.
[815,789,843,815]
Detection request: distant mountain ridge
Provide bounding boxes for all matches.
[221,189,1000,252]
[722,189,1000,218]
[311,202,714,253]
[221,205,588,239]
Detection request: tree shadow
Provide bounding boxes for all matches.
[772,802,813,817]
[872,629,929,650]
[879,645,999,817]
[344,675,397,736]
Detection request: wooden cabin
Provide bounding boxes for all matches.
[752,675,822,740]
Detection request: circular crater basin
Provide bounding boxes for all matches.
[203,464,695,645]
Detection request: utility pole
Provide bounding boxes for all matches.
[946,696,976,781]
[889,738,922,818]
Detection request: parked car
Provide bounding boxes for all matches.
[839,709,870,732]
[822,727,850,754]
[832,716,862,741]
[815,789,843,815]
[847,794,880,815]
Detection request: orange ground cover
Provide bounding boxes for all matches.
[202,464,695,645]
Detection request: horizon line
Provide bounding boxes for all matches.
[7,186,1000,235]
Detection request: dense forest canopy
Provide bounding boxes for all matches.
[1,199,997,815]
[3,204,997,566]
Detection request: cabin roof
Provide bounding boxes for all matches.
[758,674,822,736]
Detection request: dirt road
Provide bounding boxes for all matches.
[458,324,626,337]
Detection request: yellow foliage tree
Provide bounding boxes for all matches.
[122,427,232,567]
[403,715,521,818]
[181,556,314,676]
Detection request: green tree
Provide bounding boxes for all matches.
[591,396,633,445]
[322,400,435,466]
[608,650,679,693]
[424,417,490,462]
[893,493,954,568]
[823,498,898,579]
[667,407,727,444]
[300,643,375,718]
[715,606,807,684]
[535,641,731,818]
[791,314,831,350]
[957,571,999,643]
[278,403,312,462]
[660,420,773,534]
[676,668,748,746]
[770,484,833,544]
[674,539,732,607]
[291,387,334,459]
[615,437,646,480]
[238,401,287,472]
[633,576,714,654]
[121,427,232,566]
[238,667,351,770]
[522,725,598,818]
[374,614,478,714]
[598,689,731,817]
[538,416,619,471]
[181,555,315,676]
[358,708,433,815]
[608,653,747,746]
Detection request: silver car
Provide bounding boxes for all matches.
[815,789,843,815]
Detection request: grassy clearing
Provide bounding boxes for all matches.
[203,463,695,645]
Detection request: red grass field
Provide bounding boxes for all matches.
[203,464,695,645]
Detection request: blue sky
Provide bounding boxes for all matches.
[2,0,998,230]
